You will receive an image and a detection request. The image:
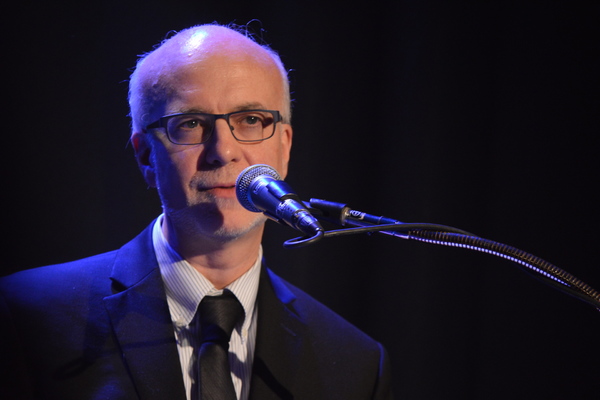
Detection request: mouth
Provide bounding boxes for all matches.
[198,183,236,190]
[197,184,237,197]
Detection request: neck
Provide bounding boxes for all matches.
[161,215,264,289]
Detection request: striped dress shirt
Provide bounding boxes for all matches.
[152,215,260,400]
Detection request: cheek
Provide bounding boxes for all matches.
[246,146,285,176]
[154,146,199,191]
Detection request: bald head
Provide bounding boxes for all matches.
[128,24,291,133]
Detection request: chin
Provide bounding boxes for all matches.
[211,208,267,240]
[166,201,267,241]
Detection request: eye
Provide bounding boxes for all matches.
[177,117,203,130]
[233,112,273,128]
[236,114,265,127]
[243,115,261,125]
[167,114,213,134]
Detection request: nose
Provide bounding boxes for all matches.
[201,118,242,166]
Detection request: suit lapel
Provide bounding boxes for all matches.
[102,225,307,399]
[249,266,306,399]
[103,224,186,400]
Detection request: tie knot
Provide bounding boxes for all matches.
[198,290,244,346]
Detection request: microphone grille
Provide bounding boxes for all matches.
[236,164,282,212]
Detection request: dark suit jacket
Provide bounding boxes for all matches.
[0,223,392,399]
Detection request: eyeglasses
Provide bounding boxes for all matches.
[144,109,282,145]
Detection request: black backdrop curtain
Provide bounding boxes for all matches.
[4,1,600,398]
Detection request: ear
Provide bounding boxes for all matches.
[131,132,157,188]
[279,124,293,179]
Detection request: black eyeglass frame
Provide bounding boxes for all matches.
[144,109,283,145]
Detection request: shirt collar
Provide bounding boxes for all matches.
[152,214,261,329]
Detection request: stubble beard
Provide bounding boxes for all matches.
[163,193,268,243]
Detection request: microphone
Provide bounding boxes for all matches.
[235,165,324,236]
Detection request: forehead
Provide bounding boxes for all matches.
[142,30,285,113]
[148,26,280,82]
[168,53,284,111]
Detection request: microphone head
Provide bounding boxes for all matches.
[236,164,282,212]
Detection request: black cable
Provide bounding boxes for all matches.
[282,229,325,248]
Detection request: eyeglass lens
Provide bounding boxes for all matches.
[165,110,277,144]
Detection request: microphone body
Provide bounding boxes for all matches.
[307,198,402,225]
[236,165,324,236]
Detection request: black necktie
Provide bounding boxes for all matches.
[197,290,244,400]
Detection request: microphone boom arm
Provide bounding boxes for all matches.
[281,198,600,311]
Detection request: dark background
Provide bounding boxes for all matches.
[4,1,599,398]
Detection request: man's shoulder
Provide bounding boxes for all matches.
[1,221,155,301]
[260,268,392,399]
[265,268,381,349]
[0,250,120,304]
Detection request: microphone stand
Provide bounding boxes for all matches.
[281,198,600,311]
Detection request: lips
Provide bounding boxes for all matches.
[195,183,238,200]
[198,183,236,191]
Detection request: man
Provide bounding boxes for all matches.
[1,24,392,399]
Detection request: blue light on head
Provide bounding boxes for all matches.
[181,29,209,55]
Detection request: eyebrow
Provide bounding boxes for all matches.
[176,102,269,115]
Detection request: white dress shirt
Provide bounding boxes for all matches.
[152,215,260,400]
